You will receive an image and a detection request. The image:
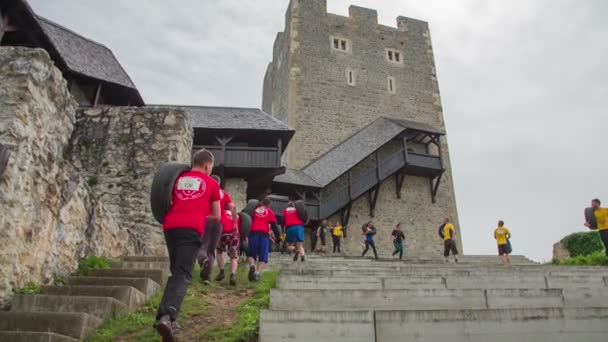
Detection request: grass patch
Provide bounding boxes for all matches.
[77,256,113,276]
[85,263,278,342]
[552,251,608,266]
[14,281,41,295]
[200,269,279,342]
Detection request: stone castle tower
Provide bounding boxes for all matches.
[263,0,462,255]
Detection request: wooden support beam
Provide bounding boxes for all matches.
[93,82,102,107]
[310,191,320,201]
[214,136,233,166]
[340,203,352,226]
[429,171,444,204]
[347,170,353,200]
[367,184,381,217]
[402,136,409,163]
[375,150,381,180]
[395,172,405,199]
[295,188,306,201]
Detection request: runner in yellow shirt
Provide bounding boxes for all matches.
[441,218,459,263]
[493,220,511,266]
[585,199,608,256]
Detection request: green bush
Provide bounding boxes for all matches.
[14,281,41,295]
[560,231,604,257]
[77,256,112,276]
[553,251,608,266]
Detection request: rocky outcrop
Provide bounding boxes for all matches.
[69,106,192,255]
[553,242,570,262]
[0,47,131,307]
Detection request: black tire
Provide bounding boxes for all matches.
[585,207,598,230]
[238,212,252,238]
[0,144,10,177]
[295,200,309,223]
[150,162,191,224]
[242,199,260,217]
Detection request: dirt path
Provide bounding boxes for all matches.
[176,287,253,341]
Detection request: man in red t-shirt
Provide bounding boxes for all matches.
[282,202,306,262]
[247,197,277,282]
[215,209,240,285]
[154,149,221,342]
[198,175,237,283]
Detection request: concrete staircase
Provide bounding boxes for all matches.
[260,255,608,342]
[0,256,167,341]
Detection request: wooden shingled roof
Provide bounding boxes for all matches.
[276,117,444,188]
[36,16,137,90]
[3,0,144,105]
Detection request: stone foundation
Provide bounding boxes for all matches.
[0,47,131,307]
[69,106,192,255]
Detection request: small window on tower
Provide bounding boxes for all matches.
[346,68,356,86]
[387,76,396,94]
[330,36,351,53]
[386,48,403,65]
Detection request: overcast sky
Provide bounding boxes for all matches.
[30,0,608,261]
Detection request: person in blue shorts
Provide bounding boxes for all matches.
[247,198,277,282]
[282,202,306,262]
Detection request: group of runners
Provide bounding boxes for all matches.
[153,149,296,341]
[152,148,608,341]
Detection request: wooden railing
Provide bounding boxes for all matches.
[196,145,280,168]
[269,148,442,221]
[317,149,441,220]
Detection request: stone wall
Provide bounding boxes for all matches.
[553,242,570,262]
[69,106,192,255]
[224,177,248,210]
[0,47,131,307]
[264,0,461,255]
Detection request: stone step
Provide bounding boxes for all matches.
[0,331,78,342]
[279,267,608,278]
[89,268,166,285]
[260,310,374,342]
[0,312,102,340]
[41,285,145,309]
[278,274,608,290]
[269,288,608,311]
[113,260,170,271]
[121,256,169,262]
[376,307,608,342]
[10,295,127,319]
[260,307,608,342]
[67,276,160,298]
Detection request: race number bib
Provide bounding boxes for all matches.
[176,176,205,200]
[177,177,201,191]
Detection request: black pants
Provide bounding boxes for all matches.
[600,230,608,256]
[444,239,459,257]
[332,236,341,253]
[157,228,201,321]
[319,233,326,247]
[362,240,378,258]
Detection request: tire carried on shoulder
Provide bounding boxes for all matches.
[150,162,191,224]
[238,212,252,238]
[585,207,598,230]
[294,200,308,223]
[242,199,260,217]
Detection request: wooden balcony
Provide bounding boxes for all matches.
[195,145,281,169]
[272,148,442,222]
